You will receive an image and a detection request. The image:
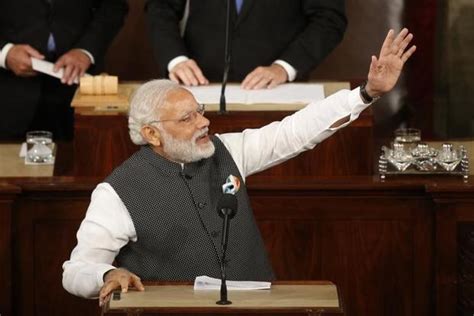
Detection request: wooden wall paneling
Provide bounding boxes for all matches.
[13,183,100,316]
[405,0,438,137]
[71,114,139,177]
[69,110,373,177]
[250,184,434,316]
[0,183,20,316]
[430,186,474,316]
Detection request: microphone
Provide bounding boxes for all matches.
[216,193,238,305]
[219,0,232,114]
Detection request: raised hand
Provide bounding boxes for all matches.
[365,28,417,98]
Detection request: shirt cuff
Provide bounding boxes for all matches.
[96,264,117,288]
[79,49,95,65]
[274,59,297,82]
[0,43,14,69]
[168,55,189,73]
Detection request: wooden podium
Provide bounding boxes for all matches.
[103,281,343,316]
[66,81,374,178]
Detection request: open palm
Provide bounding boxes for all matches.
[367,28,417,97]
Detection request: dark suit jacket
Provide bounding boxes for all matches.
[0,0,128,139]
[146,0,347,82]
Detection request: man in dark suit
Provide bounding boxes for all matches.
[0,0,128,140]
[146,0,346,89]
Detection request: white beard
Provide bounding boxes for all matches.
[160,127,215,163]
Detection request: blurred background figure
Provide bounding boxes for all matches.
[0,0,129,140]
[145,0,347,89]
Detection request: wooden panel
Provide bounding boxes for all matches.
[432,195,474,316]
[253,191,433,316]
[67,109,373,177]
[0,183,20,316]
[457,222,474,315]
[9,177,474,316]
[13,187,98,316]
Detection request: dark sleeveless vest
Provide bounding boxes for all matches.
[105,137,274,281]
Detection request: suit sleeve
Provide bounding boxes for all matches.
[0,40,7,50]
[74,0,129,62]
[145,0,188,77]
[279,0,347,79]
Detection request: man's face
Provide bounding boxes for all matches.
[152,88,215,163]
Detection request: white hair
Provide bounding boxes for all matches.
[128,79,181,145]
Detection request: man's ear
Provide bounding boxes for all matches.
[141,125,161,147]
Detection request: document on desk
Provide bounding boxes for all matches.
[187,83,325,104]
[194,275,271,291]
[31,57,84,84]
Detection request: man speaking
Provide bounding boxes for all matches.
[63,28,416,306]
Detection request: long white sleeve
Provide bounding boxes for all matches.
[218,87,370,178]
[62,183,136,298]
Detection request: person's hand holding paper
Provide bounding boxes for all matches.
[54,48,92,85]
[6,44,45,77]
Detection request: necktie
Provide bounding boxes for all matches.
[235,0,243,13]
[47,33,56,52]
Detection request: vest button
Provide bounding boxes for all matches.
[198,202,206,209]
[211,231,220,238]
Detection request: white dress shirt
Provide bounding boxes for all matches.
[62,87,371,298]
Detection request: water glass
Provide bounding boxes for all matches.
[26,131,55,164]
[394,128,421,153]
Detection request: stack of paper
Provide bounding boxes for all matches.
[186,83,325,105]
[194,275,271,291]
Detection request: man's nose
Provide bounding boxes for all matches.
[195,112,210,129]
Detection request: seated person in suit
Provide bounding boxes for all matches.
[145,0,347,89]
[0,0,128,140]
[62,29,416,305]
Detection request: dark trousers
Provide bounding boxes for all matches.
[29,75,76,141]
[0,74,76,142]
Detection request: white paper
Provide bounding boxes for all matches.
[186,83,325,105]
[19,142,27,158]
[31,57,80,84]
[194,275,271,291]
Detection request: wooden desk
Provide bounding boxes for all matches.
[105,282,343,315]
[0,144,54,177]
[2,175,474,316]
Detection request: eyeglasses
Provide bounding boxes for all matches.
[147,103,206,126]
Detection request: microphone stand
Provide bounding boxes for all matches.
[219,0,232,114]
[216,208,232,305]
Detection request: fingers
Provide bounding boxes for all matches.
[369,55,378,73]
[99,268,144,306]
[99,281,119,306]
[6,45,39,76]
[379,29,395,56]
[130,274,145,291]
[24,45,45,60]
[391,28,409,54]
[54,50,91,85]
[241,65,287,90]
[187,60,208,85]
[242,69,271,90]
[169,72,180,84]
[169,60,209,86]
[401,45,417,63]
[396,33,414,60]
